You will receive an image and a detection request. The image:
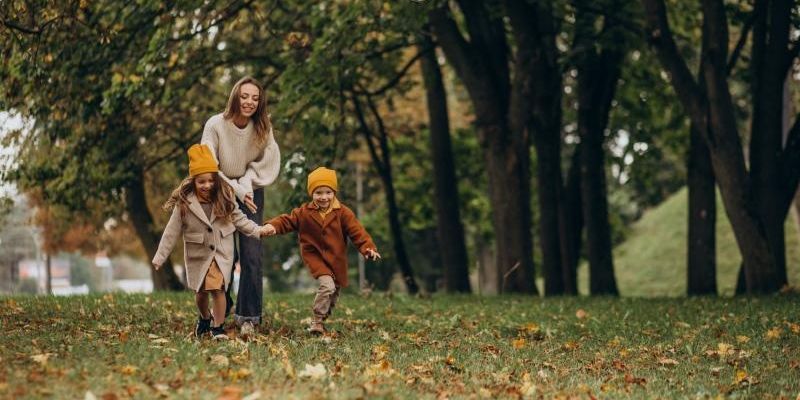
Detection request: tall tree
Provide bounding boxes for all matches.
[504,0,568,295]
[429,0,536,294]
[572,0,628,295]
[418,30,471,293]
[687,66,716,295]
[642,0,800,293]
[687,118,717,295]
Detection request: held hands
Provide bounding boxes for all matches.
[364,249,381,261]
[259,223,277,237]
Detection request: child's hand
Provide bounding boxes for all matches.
[152,261,162,270]
[260,223,276,237]
[364,249,381,261]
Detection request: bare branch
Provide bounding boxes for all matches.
[726,10,756,75]
[352,45,433,97]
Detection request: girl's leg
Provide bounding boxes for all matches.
[234,188,264,327]
[210,290,226,327]
[196,290,211,319]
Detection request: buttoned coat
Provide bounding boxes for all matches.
[153,193,261,292]
[266,201,376,287]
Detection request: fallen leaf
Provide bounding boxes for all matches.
[298,363,327,379]
[765,327,782,341]
[512,338,526,349]
[575,309,588,319]
[119,365,137,375]
[562,341,580,351]
[734,369,750,385]
[211,355,229,367]
[219,386,242,400]
[30,353,53,366]
[736,335,750,344]
[658,358,679,366]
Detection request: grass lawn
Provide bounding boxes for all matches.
[1,292,799,399]
[594,187,800,297]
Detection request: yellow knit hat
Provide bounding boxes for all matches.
[188,144,218,177]
[307,167,338,195]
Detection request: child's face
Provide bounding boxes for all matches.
[194,173,215,199]
[312,186,335,209]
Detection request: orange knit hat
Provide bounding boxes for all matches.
[307,167,338,195]
[188,144,218,177]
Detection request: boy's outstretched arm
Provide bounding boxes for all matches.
[264,207,302,234]
[341,206,379,260]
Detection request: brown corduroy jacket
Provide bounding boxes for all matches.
[266,200,376,287]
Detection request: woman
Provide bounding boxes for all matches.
[201,76,280,335]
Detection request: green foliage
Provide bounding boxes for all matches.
[2,292,799,397]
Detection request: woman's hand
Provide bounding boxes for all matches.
[152,262,162,270]
[244,193,257,213]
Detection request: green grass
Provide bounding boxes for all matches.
[2,293,799,399]
[584,187,800,297]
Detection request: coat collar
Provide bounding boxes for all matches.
[186,193,215,227]
[304,198,341,228]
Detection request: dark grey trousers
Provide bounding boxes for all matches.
[228,188,264,325]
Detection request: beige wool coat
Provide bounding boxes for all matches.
[153,193,261,292]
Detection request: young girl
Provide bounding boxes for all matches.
[152,144,268,340]
[262,167,380,335]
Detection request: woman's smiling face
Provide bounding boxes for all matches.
[238,83,260,118]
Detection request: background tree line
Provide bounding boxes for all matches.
[1,0,799,296]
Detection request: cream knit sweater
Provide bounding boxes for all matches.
[201,113,281,201]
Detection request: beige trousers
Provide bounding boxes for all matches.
[312,275,340,322]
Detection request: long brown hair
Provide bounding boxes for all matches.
[163,173,238,220]
[223,76,273,147]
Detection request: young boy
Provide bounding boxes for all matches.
[262,167,380,334]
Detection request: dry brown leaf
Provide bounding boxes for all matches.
[119,365,137,375]
[765,327,782,341]
[211,355,229,367]
[657,358,679,366]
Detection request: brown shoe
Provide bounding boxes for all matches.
[309,321,325,335]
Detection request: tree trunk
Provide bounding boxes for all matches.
[575,10,623,295]
[561,144,583,295]
[746,0,792,292]
[429,4,536,294]
[353,96,420,294]
[641,0,780,294]
[505,0,565,295]
[125,168,184,291]
[45,252,52,295]
[687,119,717,295]
[381,170,420,295]
[418,33,471,293]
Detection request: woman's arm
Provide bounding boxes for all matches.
[240,129,281,192]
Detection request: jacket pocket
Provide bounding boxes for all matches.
[220,224,236,237]
[184,232,205,244]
